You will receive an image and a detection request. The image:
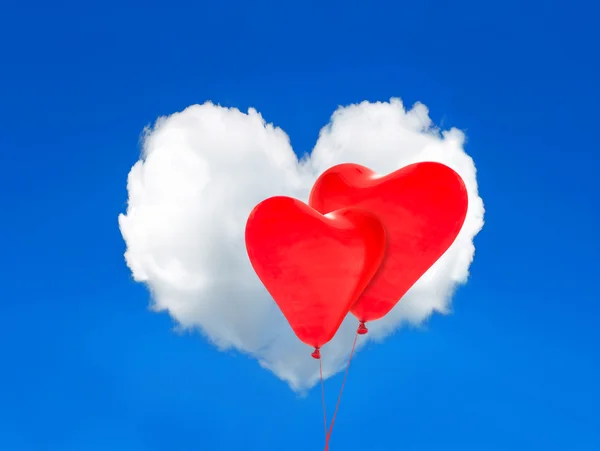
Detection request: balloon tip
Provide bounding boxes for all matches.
[357,322,368,335]
[311,348,321,359]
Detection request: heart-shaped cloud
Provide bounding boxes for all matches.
[118,98,485,391]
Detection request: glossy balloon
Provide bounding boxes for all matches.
[245,196,386,348]
[309,162,468,322]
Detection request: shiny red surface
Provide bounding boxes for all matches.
[245,196,386,348]
[309,162,468,322]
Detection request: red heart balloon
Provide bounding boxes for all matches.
[309,162,468,323]
[245,196,386,349]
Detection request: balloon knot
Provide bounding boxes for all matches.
[311,347,321,359]
[357,322,368,335]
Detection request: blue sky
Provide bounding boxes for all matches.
[1,1,599,450]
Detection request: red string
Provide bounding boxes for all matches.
[319,358,328,440]
[323,330,359,451]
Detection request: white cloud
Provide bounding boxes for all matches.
[118,98,485,391]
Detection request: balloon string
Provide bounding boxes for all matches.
[324,330,359,451]
[319,358,328,439]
